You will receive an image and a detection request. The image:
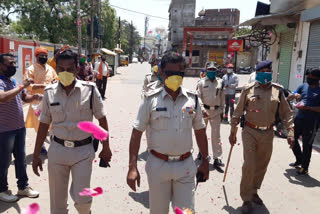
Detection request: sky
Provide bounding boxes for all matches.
[109,0,271,36]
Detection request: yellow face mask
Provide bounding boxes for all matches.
[58,71,75,87]
[165,75,183,92]
[152,65,158,73]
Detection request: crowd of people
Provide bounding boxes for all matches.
[0,48,319,214]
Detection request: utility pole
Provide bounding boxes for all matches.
[98,0,102,49]
[118,17,121,65]
[129,21,134,63]
[89,0,94,56]
[144,16,149,60]
[77,0,82,55]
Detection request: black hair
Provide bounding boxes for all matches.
[56,49,78,67]
[160,51,186,70]
[0,53,14,64]
[54,49,59,55]
[306,67,320,78]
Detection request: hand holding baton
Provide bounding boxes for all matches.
[223,126,238,182]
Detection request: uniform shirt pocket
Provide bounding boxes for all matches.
[49,105,65,123]
[150,111,170,130]
[181,111,194,129]
[79,101,93,121]
[246,96,260,111]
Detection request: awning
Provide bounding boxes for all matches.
[113,47,124,53]
[100,48,117,56]
[240,11,299,26]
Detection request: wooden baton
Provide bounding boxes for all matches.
[223,126,238,183]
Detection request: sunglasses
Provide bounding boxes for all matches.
[164,70,184,77]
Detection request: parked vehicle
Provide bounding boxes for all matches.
[120,55,129,66]
[237,66,253,74]
[132,57,138,63]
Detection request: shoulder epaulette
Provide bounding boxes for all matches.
[145,87,163,97]
[271,82,284,89]
[44,82,58,90]
[243,82,256,90]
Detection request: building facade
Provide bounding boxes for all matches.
[168,0,196,49]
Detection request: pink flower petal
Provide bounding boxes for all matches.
[79,187,103,197]
[231,99,235,103]
[77,121,109,141]
[21,203,40,214]
[174,207,185,214]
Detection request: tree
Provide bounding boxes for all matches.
[235,27,252,37]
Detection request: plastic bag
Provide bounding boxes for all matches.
[31,101,42,117]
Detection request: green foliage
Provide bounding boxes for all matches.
[1,0,141,54]
[235,27,252,37]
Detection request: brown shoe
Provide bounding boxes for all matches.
[242,201,253,214]
[252,193,264,205]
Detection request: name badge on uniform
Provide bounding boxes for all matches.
[50,102,60,106]
[204,86,209,88]
[156,107,167,111]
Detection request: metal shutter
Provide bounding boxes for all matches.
[306,20,320,70]
[277,29,295,89]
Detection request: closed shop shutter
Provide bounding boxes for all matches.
[305,20,320,70]
[277,29,295,89]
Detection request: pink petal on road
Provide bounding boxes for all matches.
[21,203,40,214]
[79,187,103,197]
[77,121,109,141]
[174,207,185,214]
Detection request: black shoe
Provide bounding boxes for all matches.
[214,158,225,167]
[242,201,253,214]
[40,147,48,155]
[296,168,308,176]
[197,152,202,160]
[289,161,301,168]
[252,193,264,205]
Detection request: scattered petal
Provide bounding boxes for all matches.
[77,121,109,141]
[174,206,185,214]
[79,187,103,197]
[21,203,40,214]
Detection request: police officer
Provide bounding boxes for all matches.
[229,60,294,214]
[196,62,225,172]
[127,51,209,214]
[142,59,160,94]
[32,50,112,214]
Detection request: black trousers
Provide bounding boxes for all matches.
[96,76,107,98]
[225,94,235,118]
[292,118,318,171]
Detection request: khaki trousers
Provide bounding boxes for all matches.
[240,126,274,202]
[204,114,222,159]
[48,140,95,214]
[146,154,197,214]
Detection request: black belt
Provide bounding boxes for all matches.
[203,104,220,110]
[53,136,92,148]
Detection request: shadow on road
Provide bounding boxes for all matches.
[0,201,21,213]
[283,168,320,188]
[128,191,149,208]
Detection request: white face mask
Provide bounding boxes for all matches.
[227,69,233,74]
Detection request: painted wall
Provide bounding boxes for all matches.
[288,21,310,92]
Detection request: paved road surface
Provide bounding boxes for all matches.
[2,63,320,214]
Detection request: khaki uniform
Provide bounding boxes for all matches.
[231,82,294,202]
[197,77,225,159]
[39,80,105,214]
[134,87,206,214]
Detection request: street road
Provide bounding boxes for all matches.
[2,63,320,214]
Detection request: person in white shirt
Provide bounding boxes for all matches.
[94,55,109,100]
[222,64,239,122]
